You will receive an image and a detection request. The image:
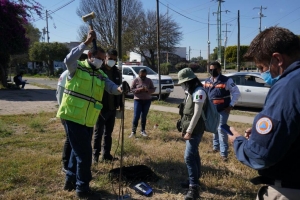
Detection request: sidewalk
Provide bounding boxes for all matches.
[125,101,254,124]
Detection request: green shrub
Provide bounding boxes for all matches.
[160,62,172,75]
[175,62,188,71]
[188,63,200,72]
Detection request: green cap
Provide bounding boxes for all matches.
[177,68,196,84]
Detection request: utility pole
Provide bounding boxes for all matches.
[156,0,161,100]
[189,46,191,62]
[237,10,240,72]
[213,0,229,64]
[207,9,210,72]
[200,50,201,61]
[253,5,267,33]
[46,10,49,43]
[222,23,231,71]
[166,4,169,63]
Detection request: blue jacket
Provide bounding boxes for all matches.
[204,75,231,112]
[234,60,300,182]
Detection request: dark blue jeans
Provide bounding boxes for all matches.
[65,120,93,193]
[61,119,72,169]
[93,109,116,158]
[132,99,151,132]
[184,133,203,186]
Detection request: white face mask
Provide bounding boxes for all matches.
[89,57,103,69]
[181,83,188,91]
[107,60,116,67]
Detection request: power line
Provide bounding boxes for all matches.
[159,1,208,25]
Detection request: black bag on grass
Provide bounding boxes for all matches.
[109,165,159,182]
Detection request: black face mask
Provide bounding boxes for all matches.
[209,69,219,77]
[140,76,146,80]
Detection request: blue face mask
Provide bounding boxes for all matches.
[260,57,280,86]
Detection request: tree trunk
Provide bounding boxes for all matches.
[48,60,54,76]
[0,64,8,87]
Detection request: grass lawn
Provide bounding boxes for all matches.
[0,110,259,199]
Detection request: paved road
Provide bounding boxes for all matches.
[25,76,261,113]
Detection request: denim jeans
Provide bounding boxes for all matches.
[93,109,116,159]
[213,110,230,157]
[65,120,93,193]
[184,133,203,186]
[61,119,72,169]
[132,99,151,132]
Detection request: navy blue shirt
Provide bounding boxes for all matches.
[234,60,300,181]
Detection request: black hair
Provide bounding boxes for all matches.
[185,77,203,95]
[139,69,147,73]
[89,46,105,56]
[210,61,221,69]
[107,49,118,57]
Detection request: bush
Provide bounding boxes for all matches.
[160,62,171,75]
[175,62,189,71]
[188,63,200,72]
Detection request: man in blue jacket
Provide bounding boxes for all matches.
[229,27,300,199]
[204,61,240,161]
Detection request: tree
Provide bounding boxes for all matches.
[9,23,41,74]
[127,10,182,70]
[210,46,225,64]
[225,45,249,63]
[0,0,42,86]
[29,42,69,75]
[76,0,143,53]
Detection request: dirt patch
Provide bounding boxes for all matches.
[0,84,58,115]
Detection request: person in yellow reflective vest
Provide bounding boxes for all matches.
[57,30,122,199]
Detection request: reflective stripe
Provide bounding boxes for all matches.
[215,83,226,88]
[211,95,231,100]
[64,89,100,104]
[213,99,225,104]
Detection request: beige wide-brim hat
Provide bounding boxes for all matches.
[177,68,197,84]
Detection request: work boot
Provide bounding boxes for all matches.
[185,185,200,200]
[63,181,76,191]
[76,189,101,200]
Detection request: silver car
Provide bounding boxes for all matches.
[223,72,270,108]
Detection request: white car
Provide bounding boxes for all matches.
[121,64,174,100]
[224,72,270,108]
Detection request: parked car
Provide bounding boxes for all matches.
[203,72,270,108]
[121,64,174,100]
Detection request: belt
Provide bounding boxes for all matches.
[250,176,300,190]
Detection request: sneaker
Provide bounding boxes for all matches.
[76,189,101,200]
[63,181,76,191]
[185,185,200,200]
[129,132,136,138]
[140,130,148,137]
[62,167,68,174]
[101,154,118,162]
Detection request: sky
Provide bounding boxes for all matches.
[31,0,300,60]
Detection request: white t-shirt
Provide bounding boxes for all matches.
[56,70,69,105]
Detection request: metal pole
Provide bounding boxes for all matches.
[156,0,161,100]
[46,10,49,43]
[166,4,169,63]
[117,0,124,199]
[237,10,240,72]
[207,9,210,73]
[189,46,191,62]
